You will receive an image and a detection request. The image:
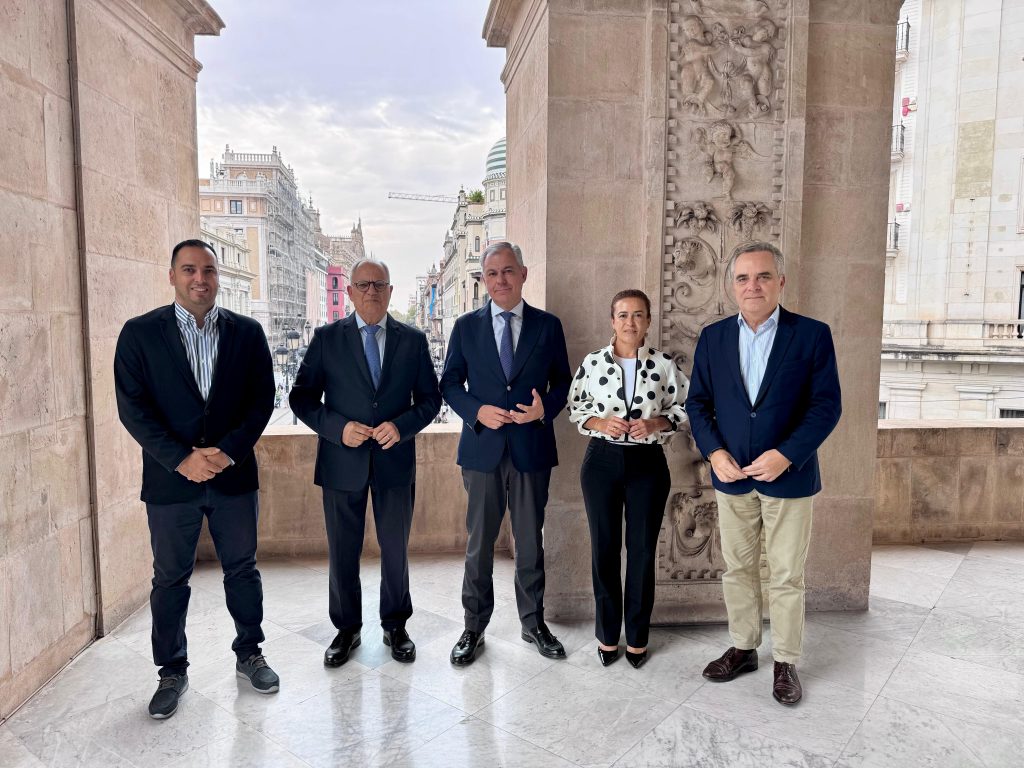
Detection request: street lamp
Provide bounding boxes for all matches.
[275,328,303,425]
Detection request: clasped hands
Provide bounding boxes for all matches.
[176,447,231,483]
[591,415,669,440]
[709,448,791,483]
[477,388,545,430]
[343,420,401,449]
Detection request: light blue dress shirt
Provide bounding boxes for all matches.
[490,299,523,354]
[738,305,780,404]
[355,312,387,364]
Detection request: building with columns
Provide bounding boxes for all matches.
[880,0,1024,419]
[201,224,256,317]
[482,136,507,245]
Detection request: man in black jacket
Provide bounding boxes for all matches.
[290,258,440,667]
[115,239,277,720]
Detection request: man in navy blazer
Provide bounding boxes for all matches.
[685,242,841,706]
[441,242,571,665]
[115,240,278,720]
[290,258,440,667]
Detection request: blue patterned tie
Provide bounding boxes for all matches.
[499,311,514,381]
[363,324,382,389]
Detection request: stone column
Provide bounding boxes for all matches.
[484,0,901,621]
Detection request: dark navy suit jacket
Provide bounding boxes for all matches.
[440,301,571,473]
[289,314,441,492]
[114,305,275,504]
[685,306,842,498]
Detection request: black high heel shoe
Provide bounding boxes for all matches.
[597,646,620,667]
[625,649,648,669]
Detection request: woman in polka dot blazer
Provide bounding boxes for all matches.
[567,289,689,669]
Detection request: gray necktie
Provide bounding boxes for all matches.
[499,311,514,380]
[363,324,381,389]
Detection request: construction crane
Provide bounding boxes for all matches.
[388,192,459,204]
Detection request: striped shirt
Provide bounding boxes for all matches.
[738,305,779,404]
[174,302,220,400]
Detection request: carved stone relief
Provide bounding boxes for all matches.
[659,0,789,586]
[675,13,782,119]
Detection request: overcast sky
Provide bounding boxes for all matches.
[195,0,506,306]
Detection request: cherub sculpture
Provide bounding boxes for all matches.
[674,200,720,233]
[678,16,717,116]
[692,121,762,199]
[729,201,772,240]
[729,19,777,116]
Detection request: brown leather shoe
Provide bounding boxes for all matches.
[702,647,758,681]
[772,661,802,705]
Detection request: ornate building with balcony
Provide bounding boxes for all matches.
[880,0,1024,419]
[201,224,256,318]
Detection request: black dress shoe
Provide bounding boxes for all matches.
[773,661,802,705]
[625,649,648,669]
[521,623,566,659]
[450,629,484,666]
[324,629,361,667]
[383,628,416,663]
[597,646,620,666]
[702,647,758,681]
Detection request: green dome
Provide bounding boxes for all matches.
[485,137,506,180]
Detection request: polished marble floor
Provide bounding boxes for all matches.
[2,542,1024,767]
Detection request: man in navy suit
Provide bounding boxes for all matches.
[441,242,572,665]
[290,259,440,667]
[685,242,841,706]
[115,239,278,720]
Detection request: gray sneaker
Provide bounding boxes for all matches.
[236,654,280,693]
[148,674,188,719]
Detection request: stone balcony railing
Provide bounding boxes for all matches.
[200,177,272,195]
[882,319,1024,350]
[199,422,1024,560]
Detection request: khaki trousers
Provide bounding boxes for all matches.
[715,490,813,664]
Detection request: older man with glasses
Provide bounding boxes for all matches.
[290,258,441,667]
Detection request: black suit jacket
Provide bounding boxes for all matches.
[440,301,571,473]
[289,314,441,491]
[114,305,275,504]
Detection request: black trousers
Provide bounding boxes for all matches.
[146,488,263,676]
[580,438,670,648]
[461,450,550,633]
[323,481,414,633]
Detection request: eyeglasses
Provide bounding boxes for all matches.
[353,280,390,293]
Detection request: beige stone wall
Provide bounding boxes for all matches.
[0,0,95,720]
[0,0,222,718]
[876,421,1024,543]
[75,0,222,633]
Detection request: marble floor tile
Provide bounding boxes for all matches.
[187,630,370,726]
[475,662,678,767]
[6,637,158,741]
[13,687,240,768]
[946,555,1024,597]
[836,695,1024,768]
[251,671,464,768]
[935,574,1024,627]
[0,729,45,767]
[259,574,332,632]
[797,621,907,694]
[965,540,1024,566]
[909,609,1024,675]
[870,544,966,578]
[684,668,875,760]
[869,562,951,609]
[391,717,577,768]
[881,648,1024,732]
[162,725,313,767]
[807,595,931,646]
[378,632,552,713]
[614,706,834,768]
[565,629,717,704]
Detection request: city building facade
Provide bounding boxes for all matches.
[201,224,256,317]
[482,136,507,245]
[880,0,1024,419]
